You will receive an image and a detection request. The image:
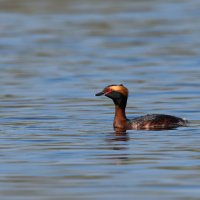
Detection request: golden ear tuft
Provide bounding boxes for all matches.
[109,85,128,97]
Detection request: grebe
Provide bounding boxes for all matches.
[95,84,187,131]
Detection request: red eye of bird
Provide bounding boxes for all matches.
[104,88,113,95]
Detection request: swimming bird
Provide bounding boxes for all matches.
[95,84,187,131]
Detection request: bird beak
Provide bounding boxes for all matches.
[95,91,104,96]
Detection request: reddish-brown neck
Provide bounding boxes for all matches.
[113,105,127,131]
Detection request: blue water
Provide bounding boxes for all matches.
[0,0,200,199]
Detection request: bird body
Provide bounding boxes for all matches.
[96,84,187,131]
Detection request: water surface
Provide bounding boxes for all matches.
[0,0,200,199]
